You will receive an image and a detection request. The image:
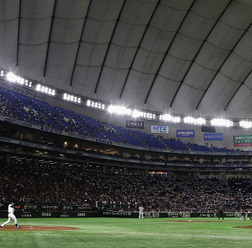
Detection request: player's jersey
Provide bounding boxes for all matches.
[139,206,144,213]
[8,204,14,214]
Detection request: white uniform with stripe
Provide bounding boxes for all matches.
[1,204,18,227]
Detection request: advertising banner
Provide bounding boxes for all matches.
[176,130,195,137]
[233,135,252,147]
[151,125,169,134]
[204,133,223,141]
[126,120,144,129]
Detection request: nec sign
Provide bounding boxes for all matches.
[176,130,195,137]
[151,126,169,134]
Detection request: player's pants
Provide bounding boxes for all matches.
[240,215,247,221]
[139,212,144,219]
[1,213,18,226]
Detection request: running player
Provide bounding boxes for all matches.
[0,203,20,228]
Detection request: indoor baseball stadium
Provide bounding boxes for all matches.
[0,0,252,247]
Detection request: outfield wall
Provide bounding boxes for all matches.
[0,209,246,219]
[0,203,248,218]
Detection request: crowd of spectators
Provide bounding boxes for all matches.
[1,159,251,213]
[0,88,243,153]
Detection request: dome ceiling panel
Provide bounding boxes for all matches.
[145,76,180,111]
[0,20,18,68]
[227,84,252,118]
[0,0,251,119]
[96,67,129,102]
[198,73,242,115]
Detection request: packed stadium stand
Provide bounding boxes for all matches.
[0,87,238,154]
[0,158,251,213]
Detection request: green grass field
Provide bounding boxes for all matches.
[0,217,252,248]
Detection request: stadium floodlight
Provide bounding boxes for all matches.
[6,72,16,82]
[160,114,181,123]
[86,99,106,110]
[107,105,131,115]
[142,112,156,120]
[184,116,206,125]
[196,117,206,125]
[131,109,141,118]
[6,72,32,87]
[211,118,233,127]
[36,84,56,96]
[239,120,252,128]
[63,93,81,103]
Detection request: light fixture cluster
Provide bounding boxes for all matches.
[184,116,206,125]
[210,118,233,127]
[131,109,156,120]
[139,111,156,120]
[35,84,56,96]
[159,114,181,123]
[1,69,252,129]
[108,105,157,120]
[86,99,105,110]
[239,120,252,128]
[107,105,131,115]
[6,72,32,88]
[63,93,81,103]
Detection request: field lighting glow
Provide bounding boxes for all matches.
[1,69,252,129]
[184,116,206,125]
[211,118,233,127]
[239,121,252,128]
[6,72,32,87]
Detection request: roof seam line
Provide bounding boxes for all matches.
[183,82,206,92]
[219,71,247,83]
[119,0,161,99]
[144,0,197,105]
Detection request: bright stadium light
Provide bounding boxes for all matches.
[211,118,233,127]
[86,99,106,109]
[141,112,156,120]
[6,72,32,87]
[132,109,141,118]
[239,120,252,128]
[107,105,157,120]
[63,92,81,104]
[160,114,181,123]
[36,84,55,96]
[107,105,131,115]
[6,72,16,82]
[131,110,156,120]
[184,116,206,125]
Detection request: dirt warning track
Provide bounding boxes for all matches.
[234,226,252,229]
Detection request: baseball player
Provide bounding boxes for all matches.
[0,202,20,228]
[240,210,247,221]
[139,205,144,220]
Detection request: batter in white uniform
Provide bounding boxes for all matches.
[0,203,20,228]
